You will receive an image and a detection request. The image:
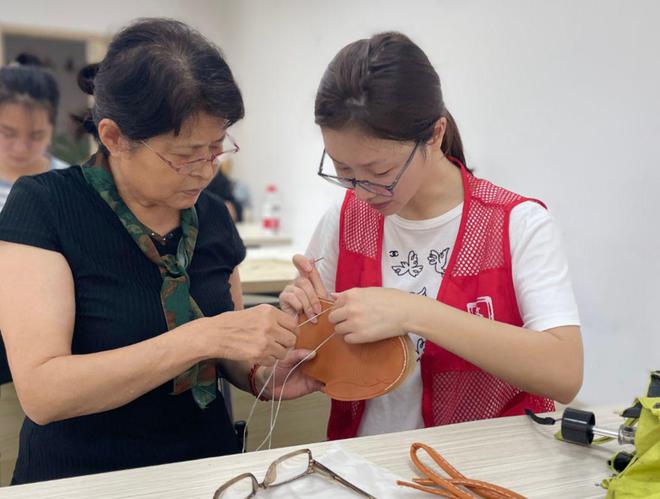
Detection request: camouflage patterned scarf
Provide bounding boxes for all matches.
[82,153,216,409]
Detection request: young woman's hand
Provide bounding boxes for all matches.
[254,349,324,400]
[279,254,331,322]
[328,287,418,343]
[208,304,298,367]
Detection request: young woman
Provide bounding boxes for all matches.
[0,54,67,211]
[279,32,583,439]
[0,19,318,484]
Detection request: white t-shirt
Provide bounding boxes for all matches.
[0,156,68,212]
[305,198,581,437]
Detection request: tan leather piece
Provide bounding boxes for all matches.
[295,299,416,401]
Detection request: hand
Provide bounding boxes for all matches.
[210,304,298,367]
[328,287,414,343]
[255,349,325,400]
[279,254,331,323]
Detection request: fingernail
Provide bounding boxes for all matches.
[314,304,321,314]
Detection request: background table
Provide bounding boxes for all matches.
[0,406,629,498]
[238,246,299,296]
[235,222,292,248]
[238,256,297,295]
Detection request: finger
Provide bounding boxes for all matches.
[332,319,353,336]
[293,255,329,304]
[272,324,298,349]
[275,308,299,332]
[292,254,314,274]
[328,305,349,325]
[279,288,304,316]
[267,340,289,361]
[306,265,330,300]
[287,348,317,364]
[343,332,362,344]
[292,282,317,320]
[330,291,346,306]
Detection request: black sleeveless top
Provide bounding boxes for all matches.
[0,166,245,484]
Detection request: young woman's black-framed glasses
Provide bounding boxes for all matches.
[212,448,375,498]
[318,140,421,197]
[140,133,240,176]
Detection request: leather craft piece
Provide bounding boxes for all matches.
[295,299,416,401]
[398,442,525,498]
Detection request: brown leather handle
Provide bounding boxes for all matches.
[396,442,526,499]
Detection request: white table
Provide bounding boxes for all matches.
[238,258,296,295]
[236,223,293,248]
[238,247,298,295]
[0,406,628,498]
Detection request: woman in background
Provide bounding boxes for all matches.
[0,54,67,211]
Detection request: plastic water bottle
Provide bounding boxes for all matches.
[261,184,281,234]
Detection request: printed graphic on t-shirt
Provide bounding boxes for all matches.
[408,288,429,362]
[415,336,426,361]
[388,250,399,257]
[427,247,450,275]
[391,250,423,277]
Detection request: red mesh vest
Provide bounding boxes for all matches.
[328,162,555,440]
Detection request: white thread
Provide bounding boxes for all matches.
[242,305,333,453]
[269,365,275,449]
[254,331,337,451]
[241,361,275,453]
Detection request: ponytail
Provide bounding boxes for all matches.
[441,110,465,166]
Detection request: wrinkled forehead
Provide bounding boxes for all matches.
[177,113,227,140]
[153,112,228,149]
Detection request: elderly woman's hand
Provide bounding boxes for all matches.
[253,348,325,400]
[209,304,298,366]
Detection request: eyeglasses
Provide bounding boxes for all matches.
[140,133,239,175]
[318,140,421,197]
[212,448,375,498]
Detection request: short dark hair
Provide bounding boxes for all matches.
[77,18,244,148]
[315,32,465,166]
[0,53,60,125]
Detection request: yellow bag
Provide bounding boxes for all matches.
[604,371,660,498]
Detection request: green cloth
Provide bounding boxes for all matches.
[82,153,216,409]
[604,372,660,498]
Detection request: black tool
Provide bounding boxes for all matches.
[525,407,636,446]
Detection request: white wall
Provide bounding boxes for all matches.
[217,0,660,406]
[0,0,224,40]
[2,1,658,406]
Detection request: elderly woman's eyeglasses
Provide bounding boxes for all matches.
[318,141,421,197]
[212,448,375,498]
[141,133,239,175]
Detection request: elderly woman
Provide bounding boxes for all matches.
[0,18,318,485]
